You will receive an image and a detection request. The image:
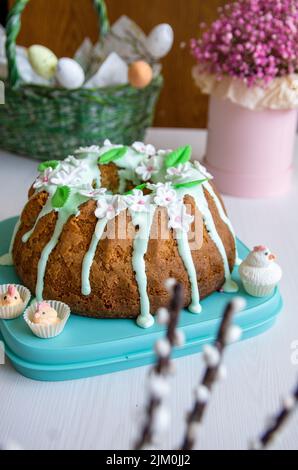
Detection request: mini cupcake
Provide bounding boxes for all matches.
[239,246,282,297]
[24,300,70,339]
[0,284,31,319]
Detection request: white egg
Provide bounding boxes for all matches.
[146,24,174,59]
[55,58,85,90]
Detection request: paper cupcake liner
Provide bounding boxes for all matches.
[242,280,275,298]
[0,284,31,319]
[24,300,70,339]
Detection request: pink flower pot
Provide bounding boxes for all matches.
[204,96,298,198]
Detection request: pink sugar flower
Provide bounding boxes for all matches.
[33,168,53,189]
[124,189,151,213]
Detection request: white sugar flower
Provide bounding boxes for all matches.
[168,203,194,232]
[166,162,192,180]
[50,157,88,187]
[124,189,151,213]
[132,141,156,156]
[153,182,177,207]
[135,156,160,182]
[64,155,86,167]
[95,195,127,220]
[75,145,101,154]
[193,161,213,180]
[79,186,107,198]
[33,168,53,189]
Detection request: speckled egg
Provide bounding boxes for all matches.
[55,58,85,89]
[146,24,174,59]
[128,61,153,89]
[28,45,58,79]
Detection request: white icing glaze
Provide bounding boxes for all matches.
[81,218,108,296]
[129,205,155,329]
[203,180,240,265]
[176,229,202,314]
[22,192,55,243]
[36,210,70,301]
[12,141,238,327]
[178,185,238,294]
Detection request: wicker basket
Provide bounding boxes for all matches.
[0,0,163,160]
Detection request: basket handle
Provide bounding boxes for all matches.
[6,0,110,88]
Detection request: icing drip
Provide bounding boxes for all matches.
[81,218,108,296]
[0,217,21,266]
[74,150,102,188]
[197,186,238,293]
[178,185,238,294]
[203,181,242,265]
[36,210,70,301]
[176,229,202,314]
[35,192,87,301]
[22,195,55,243]
[129,207,155,329]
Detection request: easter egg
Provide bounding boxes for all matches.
[28,45,58,79]
[146,24,174,59]
[128,61,153,89]
[55,58,85,89]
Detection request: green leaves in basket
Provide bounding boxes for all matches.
[174,179,207,190]
[124,183,148,195]
[38,160,59,172]
[165,145,192,168]
[98,146,128,165]
[51,186,71,209]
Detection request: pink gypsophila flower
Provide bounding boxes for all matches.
[190,0,298,86]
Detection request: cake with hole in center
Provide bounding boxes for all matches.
[5,141,239,328]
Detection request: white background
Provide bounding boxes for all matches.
[0,128,297,450]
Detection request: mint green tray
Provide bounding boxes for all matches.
[0,217,283,382]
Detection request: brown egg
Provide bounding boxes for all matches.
[128,61,153,89]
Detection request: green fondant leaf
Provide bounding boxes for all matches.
[98,147,128,165]
[38,160,59,172]
[165,145,192,168]
[174,179,207,189]
[124,183,148,195]
[51,186,71,209]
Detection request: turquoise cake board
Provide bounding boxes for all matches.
[0,217,283,382]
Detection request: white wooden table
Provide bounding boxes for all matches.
[0,128,297,450]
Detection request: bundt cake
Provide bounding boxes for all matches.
[1,140,239,328]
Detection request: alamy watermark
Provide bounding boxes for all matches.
[96,205,204,251]
[0,81,4,105]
